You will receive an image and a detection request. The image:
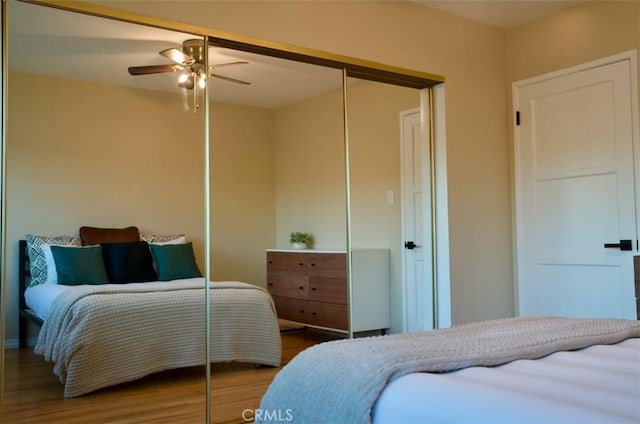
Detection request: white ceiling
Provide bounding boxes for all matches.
[8,1,586,108]
[412,1,588,28]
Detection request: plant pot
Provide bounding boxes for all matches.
[291,242,308,250]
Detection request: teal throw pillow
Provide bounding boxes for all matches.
[50,245,109,285]
[150,242,202,281]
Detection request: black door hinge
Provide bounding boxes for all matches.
[516,111,520,126]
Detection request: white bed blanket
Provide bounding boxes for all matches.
[35,279,281,397]
[257,316,640,424]
[373,337,640,423]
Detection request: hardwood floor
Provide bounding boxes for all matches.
[2,329,339,424]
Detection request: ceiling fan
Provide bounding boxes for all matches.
[128,39,251,89]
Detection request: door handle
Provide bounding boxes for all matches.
[404,241,417,250]
[603,239,633,251]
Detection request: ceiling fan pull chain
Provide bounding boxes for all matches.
[193,83,197,112]
[193,76,199,113]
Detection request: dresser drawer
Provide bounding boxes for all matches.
[308,301,348,331]
[308,253,346,278]
[267,252,309,273]
[267,273,308,299]
[272,296,308,323]
[266,248,390,333]
[309,276,347,304]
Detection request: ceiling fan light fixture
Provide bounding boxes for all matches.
[128,39,251,112]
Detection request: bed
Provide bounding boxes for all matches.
[257,316,640,423]
[18,230,282,398]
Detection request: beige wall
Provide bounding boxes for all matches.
[210,102,275,285]
[507,1,639,82]
[4,72,275,343]
[273,85,346,250]
[96,0,513,325]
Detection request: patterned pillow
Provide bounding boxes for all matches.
[25,234,81,287]
[140,233,186,245]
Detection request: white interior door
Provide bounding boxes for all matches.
[514,54,638,319]
[401,109,433,331]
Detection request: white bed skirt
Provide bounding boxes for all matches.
[372,338,640,423]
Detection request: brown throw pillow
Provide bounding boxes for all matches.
[79,226,140,246]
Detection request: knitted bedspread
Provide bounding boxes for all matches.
[35,279,281,397]
[258,316,640,424]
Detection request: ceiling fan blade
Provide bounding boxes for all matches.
[160,48,195,66]
[128,64,182,75]
[209,61,249,69]
[211,73,251,85]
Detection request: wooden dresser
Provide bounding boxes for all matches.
[266,249,390,333]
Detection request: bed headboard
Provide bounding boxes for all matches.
[18,239,31,310]
[18,239,41,348]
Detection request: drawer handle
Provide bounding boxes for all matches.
[268,283,273,286]
[311,312,317,316]
[298,263,304,266]
[299,310,305,314]
[311,287,317,291]
[310,263,316,267]
[298,286,304,290]
[268,261,273,264]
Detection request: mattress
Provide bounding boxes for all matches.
[372,338,640,424]
[24,281,69,320]
[24,278,203,321]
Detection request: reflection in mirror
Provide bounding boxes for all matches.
[2,1,208,421]
[206,46,346,420]
[346,77,421,335]
[1,2,438,422]
[208,46,347,280]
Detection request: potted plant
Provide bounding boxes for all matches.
[290,232,313,250]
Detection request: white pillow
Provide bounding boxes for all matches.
[152,236,186,245]
[41,244,61,284]
[140,234,186,245]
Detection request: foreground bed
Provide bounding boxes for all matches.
[258,316,639,424]
[19,238,281,398]
[373,337,639,423]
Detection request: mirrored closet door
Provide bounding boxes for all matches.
[207,46,346,282]
[2,1,208,421]
[206,45,347,421]
[345,77,424,335]
[1,2,445,422]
